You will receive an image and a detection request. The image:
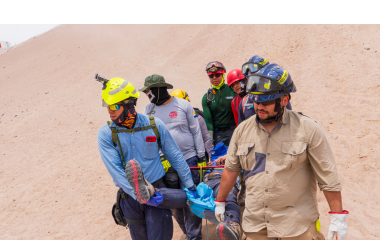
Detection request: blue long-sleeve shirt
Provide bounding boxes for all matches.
[98,113,194,200]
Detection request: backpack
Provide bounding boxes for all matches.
[241,95,252,115]
[193,107,204,119]
[107,116,161,169]
[206,88,214,107]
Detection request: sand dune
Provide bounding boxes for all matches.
[0,24,379,239]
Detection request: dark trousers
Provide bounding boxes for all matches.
[120,187,173,240]
[172,155,202,240]
[204,176,240,224]
[156,175,241,224]
[214,126,236,146]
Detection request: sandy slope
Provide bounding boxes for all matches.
[0,24,379,239]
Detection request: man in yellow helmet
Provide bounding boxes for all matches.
[96,75,196,240]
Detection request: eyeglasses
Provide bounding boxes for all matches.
[254,99,276,106]
[107,104,122,111]
[208,73,222,79]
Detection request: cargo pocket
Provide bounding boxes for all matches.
[236,143,255,170]
[281,142,307,169]
[143,141,159,160]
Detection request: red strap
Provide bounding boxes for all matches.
[215,200,226,203]
[329,210,349,214]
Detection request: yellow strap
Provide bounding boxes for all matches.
[316,219,321,231]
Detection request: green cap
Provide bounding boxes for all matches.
[138,74,173,92]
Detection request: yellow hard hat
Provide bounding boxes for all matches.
[102,77,140,107]
[171,89,189,102]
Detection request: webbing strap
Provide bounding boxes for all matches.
[149,116,161,149]
[126,219,146,225]
[107,117,161,170]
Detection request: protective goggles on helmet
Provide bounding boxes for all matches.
[247,75,274,93]
[241,62,261,76]
[206,61,225,72]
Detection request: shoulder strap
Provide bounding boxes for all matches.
[107,121,118,146]
[106,116,162,169]
[107,121,126,169]
[193,107,204,119]
[206,88,213,107]
[149,116,161,149]
[241,95,248,114]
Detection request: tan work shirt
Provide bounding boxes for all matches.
[225,108,341,238]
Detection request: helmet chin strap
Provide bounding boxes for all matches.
[257,98,284,123]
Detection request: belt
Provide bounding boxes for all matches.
[214,126,235,131]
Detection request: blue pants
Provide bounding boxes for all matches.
[173,155,202,240]
[120,187,173,240]
[214,127,236,146]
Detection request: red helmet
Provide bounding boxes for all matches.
[206,61,226,75]
[227,69,245,87]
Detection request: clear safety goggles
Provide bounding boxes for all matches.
[247,75,273,93]
[241,62,261,76]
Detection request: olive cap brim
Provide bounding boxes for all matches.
[138,74,173,92]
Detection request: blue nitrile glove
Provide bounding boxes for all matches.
[146,190,163,207]
[188,185,198,199]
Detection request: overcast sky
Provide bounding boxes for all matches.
[0,24,59,46]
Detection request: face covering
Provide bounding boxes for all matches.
[113,102,137,128]
[148,87,171,106]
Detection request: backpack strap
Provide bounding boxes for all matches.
[242,95,251,114]
[107,121,126,169]
[149,116,161,149]
[206,88,214,108]
[107,117,162,169]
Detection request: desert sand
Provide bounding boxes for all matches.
[0,24,379,239]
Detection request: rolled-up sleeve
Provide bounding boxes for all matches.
[307,123,342,191]
[157,118,195,188]
[224,127,242,173]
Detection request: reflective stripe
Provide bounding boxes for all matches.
[189,124,198,128]
[109,81,129,95]
[165,121,188,128]
[131,89,136,95]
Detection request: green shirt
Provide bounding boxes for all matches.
[202,84,236,131]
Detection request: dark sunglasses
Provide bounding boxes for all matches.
[254,99,276,106]
[208,73,222,79]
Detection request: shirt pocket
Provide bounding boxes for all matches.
[281,141,307,169]
[144,141,159,160]
[236,143,255,170]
